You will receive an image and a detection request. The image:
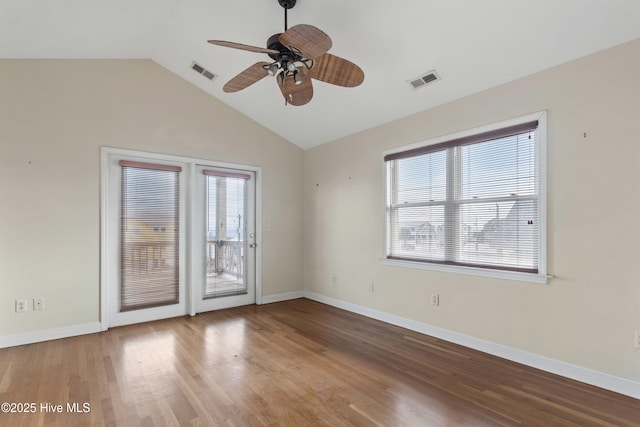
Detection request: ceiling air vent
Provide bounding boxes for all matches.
[408,70,440,90]
[191,61,216,81]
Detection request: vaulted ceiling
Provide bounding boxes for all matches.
[2,0,640,149]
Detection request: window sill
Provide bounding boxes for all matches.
[382,258,549,284]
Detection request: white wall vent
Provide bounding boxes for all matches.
[191,61,216,81]
[408,70,440,90]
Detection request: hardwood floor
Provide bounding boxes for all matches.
[1,298,638,426]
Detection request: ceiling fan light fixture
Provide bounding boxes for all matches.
[293,70,302,85]
[267,63,279,76]
[278,71,286,86]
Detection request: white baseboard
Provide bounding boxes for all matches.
[0,322,101,349]
[0,291,305,347]
[260,291,304,305]
[303,291,640,400]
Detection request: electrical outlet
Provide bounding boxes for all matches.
[332,274,337,285]
[34,297,45,311]
[368,282,375,293]
[15,299,27,313]
[635,331,640,350]
[431,294,440,307]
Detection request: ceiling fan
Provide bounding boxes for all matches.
[207,0,364,106]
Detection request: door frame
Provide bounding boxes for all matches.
[100,147,263,331]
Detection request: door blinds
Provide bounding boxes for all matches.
[119,160,181,311]
[385,120,540,273]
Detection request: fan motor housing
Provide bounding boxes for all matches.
[267,34,285,52]
[267,33,302,62]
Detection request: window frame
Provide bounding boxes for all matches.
[382,112,548,284]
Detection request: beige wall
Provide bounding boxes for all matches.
[2,39,639,383]
[0,59,304,335]
[304,38,640,382]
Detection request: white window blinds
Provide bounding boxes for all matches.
[120,161,181,311]
[385,120,540,274]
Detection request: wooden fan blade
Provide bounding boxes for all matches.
[278,69,313,106]
[208,40,279,55]
[279,24,332,60]
[223,62,270,93]
[309,53,364,87]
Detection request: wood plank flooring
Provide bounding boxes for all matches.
[0,298,638,426]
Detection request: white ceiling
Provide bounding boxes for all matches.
[2,0,640,149]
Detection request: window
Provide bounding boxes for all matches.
[384,113,547,283]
